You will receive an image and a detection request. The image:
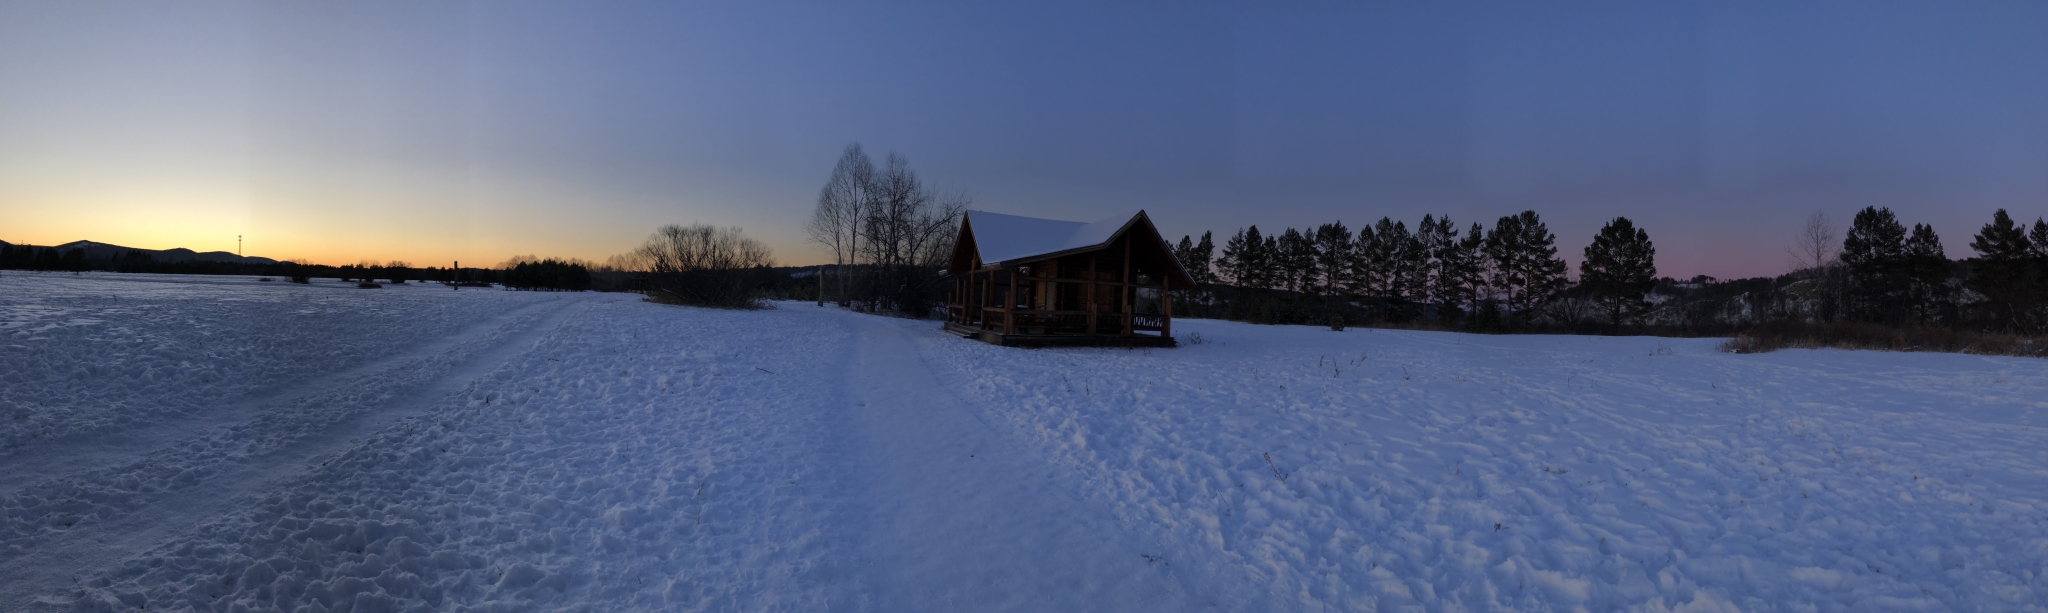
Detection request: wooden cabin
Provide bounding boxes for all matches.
[943,210,1195,347]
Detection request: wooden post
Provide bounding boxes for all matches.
[980,270,990,327]
[818,266,826,307]
[1120,240,1132,336]
[452,261,458,291]
[1161,275,1172,338]
[1085,258,1097,335]
[1005,268,1017,335]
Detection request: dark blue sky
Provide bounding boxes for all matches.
[3,2,2044,276]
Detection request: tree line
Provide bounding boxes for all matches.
[1782,207,2048,333]
[1170,211,1656,330]
[0,244,214,274]
[1168,206,2048,338]
[501,256,595,292]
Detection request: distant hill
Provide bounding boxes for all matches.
[3,239,278,265]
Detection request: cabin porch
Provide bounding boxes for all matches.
[943,236,1178,348]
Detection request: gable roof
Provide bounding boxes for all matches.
[949,209,1195,287]
[965,209,1140,266]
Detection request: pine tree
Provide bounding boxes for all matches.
[1257,232,1280,291]
[1349,223,1380,300]
[1228,226,1272,289]
[1369,218,1409,303]
[1278,228,1315,293]
[1173,235,1197,312]
[1482,215,1520,302]
[1218,227,1251,287]
[1487,211,1567,324]
[2031,218,2048,260]
[1968,209,2035,330]
[1416,215,1457,309]
[1174,235,1197,288]
[1902,223,1949,324]
[1393,221,1428,309]
[1311,222,1353,298]
[2033,219,2048,324]
[1446,222,1488,314]
[1842,206,1909,322]
[1579,217,1657,325]
[1190,231,1216,313]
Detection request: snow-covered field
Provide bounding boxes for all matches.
[4,271,2046,612]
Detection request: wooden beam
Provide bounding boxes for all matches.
[1162,274,1172,338]
[1011,274,1156,289]
[1121,238,1132,336]
[1085,258,1097,335]
[1005,269,1017,335]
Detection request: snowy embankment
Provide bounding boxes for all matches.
[5,272,2045,611]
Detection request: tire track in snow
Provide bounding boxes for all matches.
[58,299,868,611]
[1,274,555,458]
[0,296,591,612]
[0,297,570,493]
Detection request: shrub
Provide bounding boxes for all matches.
[634,224,774,308]
[1720,320,2048,358]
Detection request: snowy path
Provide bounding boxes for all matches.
[1,283,589,611]
[832,312,1256,611]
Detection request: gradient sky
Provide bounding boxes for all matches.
[3,2,2044,278]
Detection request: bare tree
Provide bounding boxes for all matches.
[849,153,967,315]
[1790,210,1838,271]
[806,144,875,306]
[803,143,966,315]
[603,252,646,271]
[907,186,970,267]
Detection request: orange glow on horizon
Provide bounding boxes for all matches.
[1,187,825,269]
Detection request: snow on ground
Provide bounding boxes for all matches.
[4,272,2046,612]
[1,273,555,455]
[917,320,2048,612]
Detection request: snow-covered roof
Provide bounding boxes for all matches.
[966,210,1140,265]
